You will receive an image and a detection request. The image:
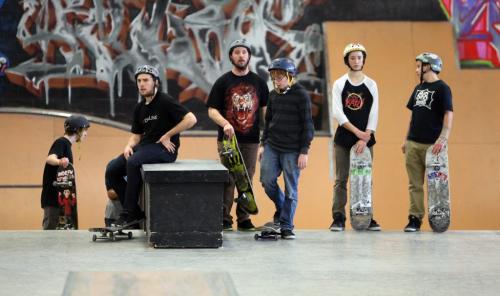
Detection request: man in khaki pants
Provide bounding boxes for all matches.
[402,52,454,232]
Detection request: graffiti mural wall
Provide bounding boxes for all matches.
[440,0,500,68]
[0,0,326,130]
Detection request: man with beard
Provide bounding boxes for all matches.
[207,39,269,231]
[329,43,381,232]
[107,65,197,227]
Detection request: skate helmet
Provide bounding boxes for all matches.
[228,38,252,57]
[343,43,366,66]
[64,115,90,133]
[268,58,297,94]
[268,58,297,76]
[134,65,160,81]
[416,52,442,73]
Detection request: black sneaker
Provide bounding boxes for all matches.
[237,219,256,231]
[223,221,233,231]
[329,213,345,231]
[368,219,381,231]
[111,213,133,228]
[281,229,295,240]
[404,215,422,232]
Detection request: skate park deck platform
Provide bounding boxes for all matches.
[1,230,499,295]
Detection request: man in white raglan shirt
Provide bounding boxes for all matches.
[329,43,381,232]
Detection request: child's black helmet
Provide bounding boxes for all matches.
[64,115,90,133]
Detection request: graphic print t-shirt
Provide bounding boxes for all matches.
[206,71,269,143]
[406,80,453,144]
[131,92,189,150]
[41,137,73,208]
[331,74,379,148]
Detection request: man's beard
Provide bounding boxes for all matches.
[231,58,250,70]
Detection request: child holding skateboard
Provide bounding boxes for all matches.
[329,43,381,232]
[402,52,453,232]
[206,39,269,231]
[258,58,314,239]
[41,115,89,230]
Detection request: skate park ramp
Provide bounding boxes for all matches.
[61,271,238,296]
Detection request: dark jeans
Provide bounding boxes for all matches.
[105,143,177,215]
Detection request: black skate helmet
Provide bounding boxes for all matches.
[343,43,367,67]
[64,115,90,133]
[228,38,252,57]
[416,52,442,73]
[134,65,160,81]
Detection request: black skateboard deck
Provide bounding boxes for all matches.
[254,224,280,240]
[89,218,144,242]
[53,163,78,230]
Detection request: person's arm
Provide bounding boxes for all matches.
[124,134,141,159]
[157,112,197,153]
[366,80,379,134]
[258,97,273,161]
[208,107,234,138]
[433,111,453,154]
[298,90,314,169]
[46,154,69,167]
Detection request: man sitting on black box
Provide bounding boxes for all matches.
[106,65,197,227]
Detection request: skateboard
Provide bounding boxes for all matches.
[426,146,451,232]
[220,136,258,215]
[349,146,373,230]
[89,218,144,242]
[254,224,280,240]
[52,163,78,230]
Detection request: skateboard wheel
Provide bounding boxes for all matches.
[254,234,259,240]
[92,234,97,242]
[109,232,116,241]
[127,232,133,239]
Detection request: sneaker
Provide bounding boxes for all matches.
[329,213,345,231]
[111,211,145,228]
[223,221,233,231]
[404,215,422,232]
[237,219,256,231]
[368,219,381,231]
[111,213,133,228]
[281,229,296,240]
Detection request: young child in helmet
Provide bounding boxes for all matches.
[402,52,453,232]
[41,115,89,230]
[106,65,197,227]
[330,43,381,232]
[258,57,314,239]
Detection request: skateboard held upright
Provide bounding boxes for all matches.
[426,146,451,232]
[349,146,373,230]
[52,163,78,230]
[220,136,258,215]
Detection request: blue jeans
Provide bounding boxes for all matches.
[260,145,301,231]
[105,143,177,215]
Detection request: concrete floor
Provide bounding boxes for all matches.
[0,230,499,296]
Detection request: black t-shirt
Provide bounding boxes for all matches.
[206,71,269,143]
[406,80,453,144]
[131,92,189,149]
[334,79,376,148]
[41,137,73,208]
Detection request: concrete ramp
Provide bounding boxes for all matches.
[61,271,239,296]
